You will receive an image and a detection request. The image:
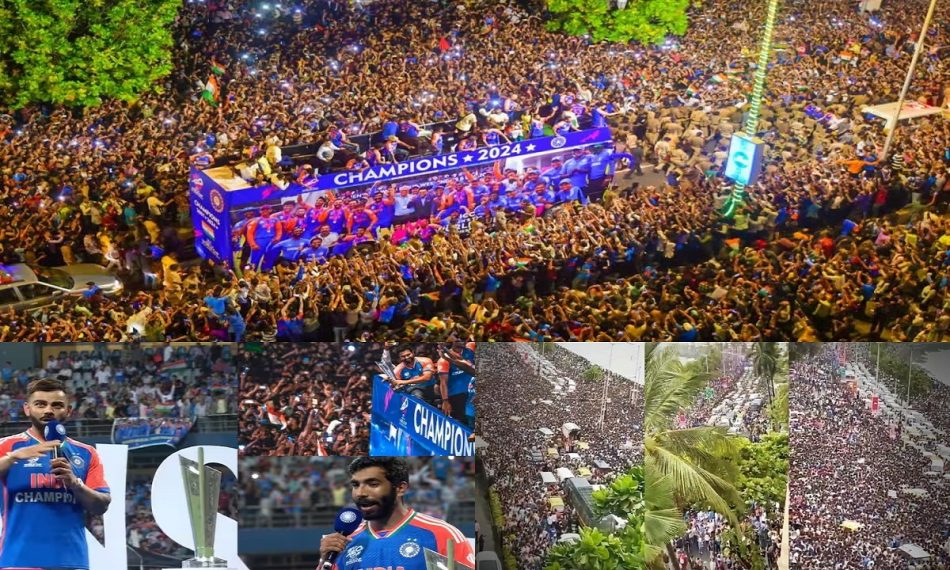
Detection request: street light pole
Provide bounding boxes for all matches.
[907,346,914,405]
[880,0,940,160]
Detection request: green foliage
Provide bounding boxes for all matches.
[0,0,181,108]
[593,465,645,519]
[488,489,519,570]
[545,0,691,46]
[544,526,644,570]
[735,433,788,508]
[584,365,606,382]
[875,345,932,400]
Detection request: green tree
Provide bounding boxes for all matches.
[643,344,744,569]
[593,466,645,519]
[0,0,181,108]
[545,0,690,46]
[545,526,644,570]
[735,434,788,508]
[584,365,606,382]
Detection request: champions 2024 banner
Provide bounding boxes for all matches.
[189,127,613,269]
[111,418,194,450]
[370,376,475,456]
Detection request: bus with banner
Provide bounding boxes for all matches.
[189,128,615,270]
[370,375,475,456]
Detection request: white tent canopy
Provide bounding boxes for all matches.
[898,543,931,560]
[863,101,945,131]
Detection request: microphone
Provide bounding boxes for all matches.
[321,506,363,570]
[43,419,67,459]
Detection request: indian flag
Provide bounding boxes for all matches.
[200,219,216,239]
[840,51,856,62]
[710,74,728,84]
[211,58,225,76]
[161,359,189,373]
[201,75,220,106]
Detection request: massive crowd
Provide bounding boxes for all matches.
[0,343,236,423]
[236,343,375,456]
[0,0,947,340]
[789,345,950,570]
[478,343,643,568]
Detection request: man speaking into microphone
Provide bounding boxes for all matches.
[319,457,474,570]
[0,379,111,570]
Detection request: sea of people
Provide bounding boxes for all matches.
[0,343,236,423]
[0,0,947,341]
[236,343,376,456]
[789,345,950,570]
[478,343,643,568]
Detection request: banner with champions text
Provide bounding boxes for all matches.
[111,418,195,450]
[370,376,475,457]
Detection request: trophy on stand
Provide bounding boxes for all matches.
[179,447,229,568]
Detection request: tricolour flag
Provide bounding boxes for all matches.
[210,58,225,76]
[201,75,220,106]
[201,219,216,239]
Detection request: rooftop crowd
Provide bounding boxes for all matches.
[789,345,950,569]
[0,0,948,341]
[478,343,643,568]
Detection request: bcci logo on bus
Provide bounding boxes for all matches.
[550,136,567,149]
[210,189,225,213]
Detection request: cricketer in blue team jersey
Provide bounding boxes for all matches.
[436,342,476,428]
[319,458,474,570]
[0,379,111,570]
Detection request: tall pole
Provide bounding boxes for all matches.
[880,0,940,161]
[875,344,880,386]
[722,0,781,218]
[907,347,913,405]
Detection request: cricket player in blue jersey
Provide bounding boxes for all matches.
[436,342,476,427]
[0,379,111,570]
[391,347,438,406]
[319,458,474,570]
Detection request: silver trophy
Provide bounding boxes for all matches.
[179,447,228,568]
[377,348,401,389]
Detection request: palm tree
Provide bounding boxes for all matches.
[751,342,779,403]
[643,344,744,569]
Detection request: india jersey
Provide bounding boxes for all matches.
[0,431,110,570]
[394,357,436,390]
[334,509,475,570]
[437,343,476,397]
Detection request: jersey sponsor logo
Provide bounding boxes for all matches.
[398,541,420,559]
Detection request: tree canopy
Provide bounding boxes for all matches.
[544,0,691,45]
[0,0,181,109]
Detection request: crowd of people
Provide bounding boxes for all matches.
[237,343,375,456]
[789,345,950,569]
[0,343,236,424]
[237,456,475,528]
[671,506,782,570]
[478,343,643,568]
[0,0,947,340]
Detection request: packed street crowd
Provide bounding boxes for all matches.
[236,343,376,456]
[478,343,643,568]
[789,345,950,570]
[0,0,947,340]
